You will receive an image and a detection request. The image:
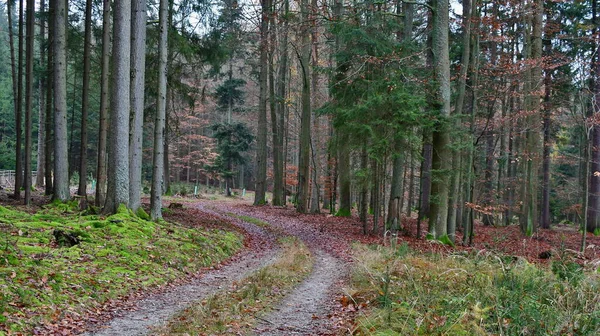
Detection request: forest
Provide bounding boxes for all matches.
[1,0,600,335]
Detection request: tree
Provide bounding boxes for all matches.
[13,0,23,200]
[95,0,110,207]
[210,122,253,196]
[105,0,131,213]
[296,0,312,213]
[254,0,270,206]
[35,0,47,189]
[77,0,92,197]
[52,0,69,202]
[129,0,147,212]
[427,0,452,240]
[151,0,169,220]
[23,0,34,204]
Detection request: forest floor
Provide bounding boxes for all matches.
[2,190,600,335]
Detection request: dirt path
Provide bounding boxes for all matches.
[84,201,350,335]
[207,202,350,336]
[83,206,279,336]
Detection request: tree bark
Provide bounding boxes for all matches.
[337,133,351,216]
[23,0,34,205]
[428,0,452,240]
[296,0,312,213]
[14,0,24,200]
[77,0,92,197]
[105,0,131,213]
[44,0,53,196]
[129,0,147,212]
[95,0,110,207]
[151,0,169,220]
[272,0,288,206]
[254,0,270,205]
[35,0,47,189]
[52,0,69,202]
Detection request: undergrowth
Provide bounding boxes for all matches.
[0,203,243,334]
[157,236,313,335]
[349,242,600,335]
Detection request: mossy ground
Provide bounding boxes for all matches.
[0,203,243,334]
[348,243,600,335]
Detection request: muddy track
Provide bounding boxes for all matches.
[83,205,279,336]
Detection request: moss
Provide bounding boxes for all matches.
[136,207,151,221]
[0,205,243,334]
[437,234,454,247]
[335,208,352,217]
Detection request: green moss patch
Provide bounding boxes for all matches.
[0,204,243,334]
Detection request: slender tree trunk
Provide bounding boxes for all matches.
[309,0,320,213]
[540,17,554,229]
[23,0,34,205]
[105,0,131,213]
[337,133,351,216]
[272,0,288,206]
[95,0,110,206]
[151,0,169,220]
[129,0,147,212]
[78,0,92,197]
[44,0,53,196]
[254,0,270,206]
[36,0,47,189]
[417,133,432,238]
[296,0,312,213]
[387,154,403,232]
[52,0,69,202]
[359,144,368,233]
[14,0,24,200]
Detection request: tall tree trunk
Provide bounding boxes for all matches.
[23,0,34,205]
[36,0,47,189]
[14,0,24,200]
[309,0,320,214]
[129,0,147,212]
[52,0,69,202]
[428,0,452,240]
[272,0,288,206]
[540,14,554,229]
[520,0,543,235]
[296,0,312,213]
[44,0,53,196]
[359,144,368,233]
[105,0,131,213]
[78,0,92,197]
[95,0,110,206]
[254,0,270,206]
[151,0,169,220]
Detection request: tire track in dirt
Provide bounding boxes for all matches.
[83,205,279,336]
[207,202,349,335]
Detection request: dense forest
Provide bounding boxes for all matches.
[0,0,598,244]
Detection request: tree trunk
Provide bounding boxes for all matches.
[77,0,92,197]
[337,133,351,216]
[35,0,47,189]
[129,0,147,212]
[428,0,452,240]
[105,0,131,213]
[52,0,69,202]
[151,0,169,220]
[254,0,269,206]
[417,133,432,238]
[296,0,312,213]
[272,0,288,206]
[44,0,53,196]
[95,0,110,206]
[14,0,24,200]
[540,19,553,229]
[23,0,34,205]
[359,144,368,233]
[387,154,403,233]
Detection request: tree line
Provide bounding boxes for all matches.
[0,0,598,246]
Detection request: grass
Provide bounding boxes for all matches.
[156,236,313,335]
[226,212,271,228]
[0,203,243,334]
[348,242,600,335]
